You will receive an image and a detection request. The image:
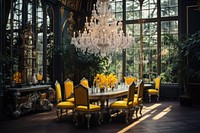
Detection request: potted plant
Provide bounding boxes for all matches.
[175,31,200,106]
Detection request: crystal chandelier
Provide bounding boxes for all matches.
[71,0,134,57]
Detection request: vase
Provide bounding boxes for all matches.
[100,88,105,93]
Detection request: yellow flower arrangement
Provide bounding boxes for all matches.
[107,73,118,88]
[37,73,43,81]
[13,72,22,84]
[94,73,118,89]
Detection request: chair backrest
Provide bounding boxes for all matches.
[74,84,89,109]
[64,79,74,100]
[55,80,62,103]
[127,82,136,106]
[124,76,137,86]
[155,76,161,91]
[80,77,89,88]
[137,80,144,99]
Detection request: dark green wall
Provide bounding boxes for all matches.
[180,0,200,35]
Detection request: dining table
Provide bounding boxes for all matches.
[89,83,152,109]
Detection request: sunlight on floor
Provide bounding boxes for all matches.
[152,105,172,120]
[117,103,162,133]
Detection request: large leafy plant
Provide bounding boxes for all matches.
[179,30,200,83]
[174,30,200,96]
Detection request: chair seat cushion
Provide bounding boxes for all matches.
[110,101,132,109]
[148,89,159,94]
[123,98,128,101]
[133,98,142,105]
[57,101,74,109]
[67,97,74,102]
[75,104,101,112]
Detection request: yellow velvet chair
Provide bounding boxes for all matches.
[123,76,137,101]
[55,81,74,119]
[124,76,137,86]
[80,77,89,88]
[74,84,102,129]
[147,76,161,102]
[109,82,136,124]
[133,80,144,117]
[64,79,74,103]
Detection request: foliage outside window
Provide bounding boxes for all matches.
[161,20,178,83]
[109,0,178,83]
[161,0,178,17]
[160,33,178,83]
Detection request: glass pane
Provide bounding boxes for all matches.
[161,0,168,7]
[170,21,178,33]
[110,3,116,11]
[115,12,122,21]
[28,3,33,23]
[126,1,134,11]
[133,1,140,10]
[134,10,140,19]
[149,9,157,18]
[161,0,178,17]
[142,10,149,19]
[116,2,123,12]
[126,11,134,20]
[133,24,140,36]
[161,21,169,33]
[161,7,169,17]
[170,6,178,16]
[169,0,178,6]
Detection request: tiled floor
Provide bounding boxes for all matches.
[1,100,200,133]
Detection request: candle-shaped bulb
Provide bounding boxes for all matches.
[79,30,81,36]
[93,4,95,10]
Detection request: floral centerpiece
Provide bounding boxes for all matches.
[37,73,43,81]
[94,73,118,91]
[13,72,22,84]
[107,73,118,89]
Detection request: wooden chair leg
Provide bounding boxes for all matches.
[129,108,135,120]
[72,110,75,122]
[98,111,103,125]
[135,106,139,118]
[149,94,151,102]
[109,109,112,123]
[56,109,63,119]
[139,104,143,116]
[125,110,129,124]
[74,112,79,126]
[85,114,91,129]
[81,113,85,123]
[157,94,159,101]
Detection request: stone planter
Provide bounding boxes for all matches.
[0,94,3,116]
[180,95,192,107]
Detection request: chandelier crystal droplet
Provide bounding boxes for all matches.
[71,0,134,57]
